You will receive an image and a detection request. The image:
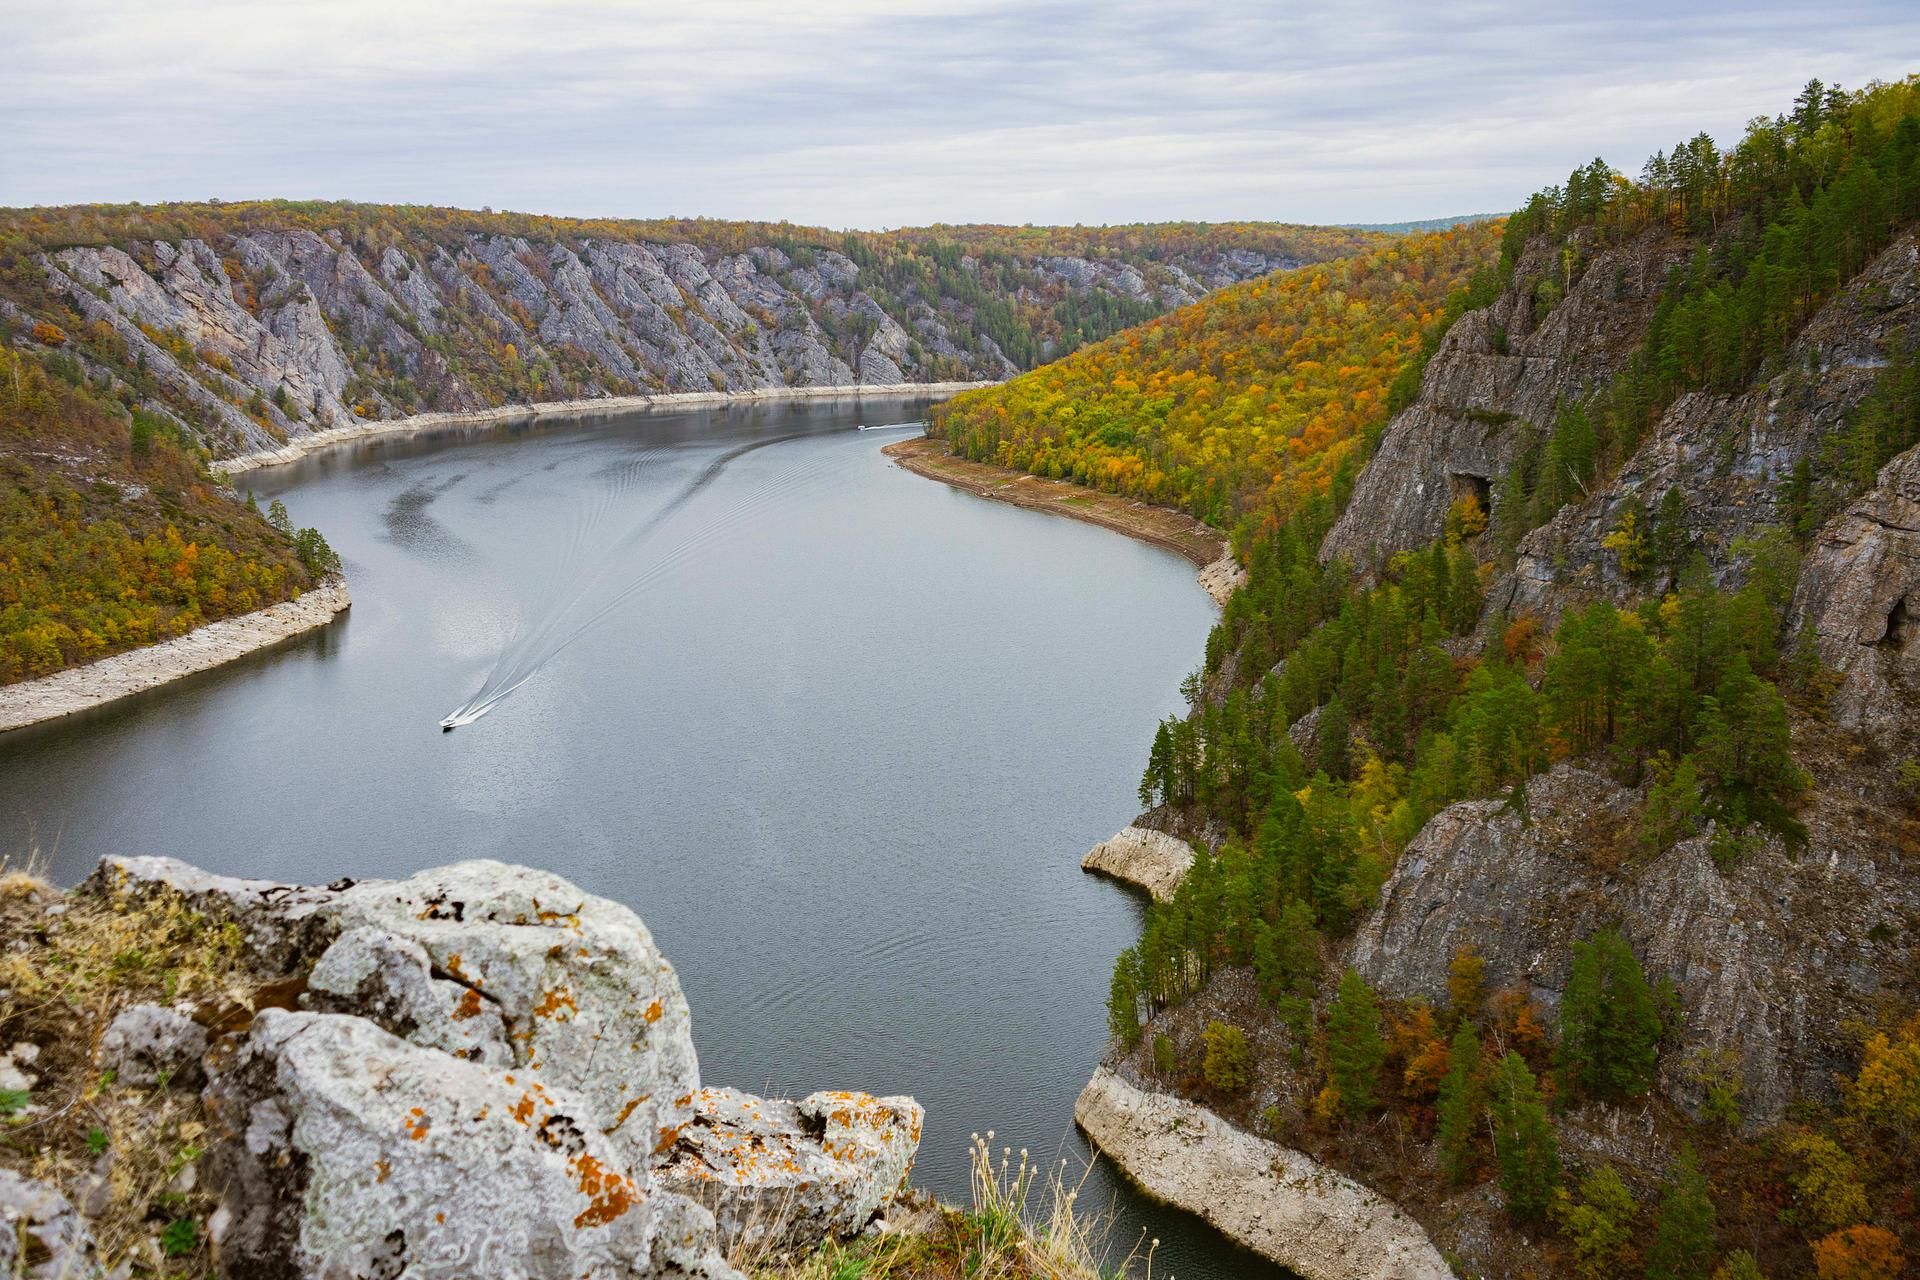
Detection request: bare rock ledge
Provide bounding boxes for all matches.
[0,580,352,734]
[1196,550,1247,608]
[1074,1068,1448,1280]
[1079,826,1195,903]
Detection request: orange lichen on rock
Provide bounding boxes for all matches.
[608,1094,650,1133]
[374,1159,391,1184]
[570,1152,641,1228]
[644,999,663,1023]
[450,987,486,1021]
[532,985,578,1020]
[405,1107,431,1141]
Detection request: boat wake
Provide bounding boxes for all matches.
[440,432,827,731]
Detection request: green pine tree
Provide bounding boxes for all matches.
[1490,1051,1559,1221]
[1326,968,1385,1118]
[1645,1144,1717,1280]
[1557,928,1663,1100]
[1434,1022,1482,1183]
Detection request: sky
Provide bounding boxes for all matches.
[4,1,1916,229]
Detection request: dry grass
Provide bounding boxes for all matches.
[0,855,263,1276]
[758,1132,1158,1280]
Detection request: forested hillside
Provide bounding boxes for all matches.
[936,76,1920,1279]
[928,222,1503,527]
[0,203,1376,459]
[0,344,334,683]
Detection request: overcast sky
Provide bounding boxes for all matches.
[4,1,1914,228]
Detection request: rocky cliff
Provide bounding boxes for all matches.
[0,857,923,1279]
[1323,225,1920,629]
[1,206,1348,459]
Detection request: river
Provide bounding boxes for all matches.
[0,397,1285,1279]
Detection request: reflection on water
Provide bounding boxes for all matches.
[0,399,1286,1280]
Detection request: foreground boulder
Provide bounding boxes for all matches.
[76,855,921,1279]
[99,1002,209,1088]
[657,1088,923,1254]
[323,862,702,1169]
[204,1010,732,1280]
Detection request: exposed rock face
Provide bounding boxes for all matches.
[25,227,1298,459]
[1343,764,1919,1125]
[1074,1068,1449,1280]
[1196,550,1247,608]
[1322,228,1680,575]
[205,1009,733,1280]
[0,1171,109,1280]
[1792,438,1920,752]
[1079,826,1194,902]
[1321,229,1920,632]
[657,1088,923,1255]
[1494,231,1920,627]
[76,856,920,1279]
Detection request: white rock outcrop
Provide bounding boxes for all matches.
[77,856,922,1278]
[99,1003,209,1088]
[1196,550,1246,607]
[1074,1068,1449,1280]
[1079,826,1194,902]
[204,1009,734,1280]
[657,1088,923,1254]
[0,1171,109,1280]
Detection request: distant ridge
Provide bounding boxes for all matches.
[1341,213,1501,232]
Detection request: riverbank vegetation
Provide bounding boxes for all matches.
[948,76,1920,1279]
[0,344,334,684]
[928,223,1501,528]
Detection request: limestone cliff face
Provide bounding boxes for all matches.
[1321,227,1920,634]
[1794,437,1920,753]
[1321,227,1682,575]
[23,229,1297,458]
[1342,762,1919,1127]
[1310,222,1920,1132]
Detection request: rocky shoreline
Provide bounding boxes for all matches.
[881,437,1244,606]
[0,580,351,734]
[1074,1069,1449,1280]
[1079,825,1194,902]
[218,381,998,475]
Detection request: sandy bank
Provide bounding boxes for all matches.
[1074,1068,1448,1280]
[218,382,998,476]
[0,581,351,734]
[881,437,1244,606]
[1079,826,1194,902]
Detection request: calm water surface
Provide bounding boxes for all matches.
[2,400,1284,1279]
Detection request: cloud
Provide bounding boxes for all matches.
[3,0,1913,226]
